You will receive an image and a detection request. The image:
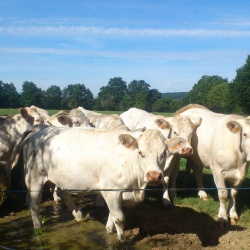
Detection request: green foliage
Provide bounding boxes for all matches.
[43,85,62,109]
[0,81,20,108]
[19,81,43,107]
[120,80,150,110]
[183,75,229,110]
[206,82,230,113]
[61,83,94,109]
[230,55,250,114]
[94,77,127,111]
[161,92,188,100]
[152,98,173,112]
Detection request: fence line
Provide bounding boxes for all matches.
[1,186,250,193]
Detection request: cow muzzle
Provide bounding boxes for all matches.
[146,171,163,185]
[181,147,193,156]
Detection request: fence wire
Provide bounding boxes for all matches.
[2,186,250,194]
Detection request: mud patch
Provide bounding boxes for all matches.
[0,193,250,249]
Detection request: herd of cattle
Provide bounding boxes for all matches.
[0,104,250,241]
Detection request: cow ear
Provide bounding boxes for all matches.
[57,115,70,125]
[192,117,202,128]
[155,119,171,130]
[227,121,241,133]
[19,107,30,119]
[165,137,183,154]
[119,134,138,150]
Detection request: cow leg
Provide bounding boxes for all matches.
[26,182,43,229]
[168,156,181,199]
[53,185,61,203]
[212,170,229,228]
[162,176,172,207]
[191,162,208,201]
[101,191,125,242]
[162,155,175,208]
[56,188,83,222]
[228,188,239,224]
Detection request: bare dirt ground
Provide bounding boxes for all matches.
[1,191,250,250]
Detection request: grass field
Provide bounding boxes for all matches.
[0,108,173,117]
[1,108,250,228]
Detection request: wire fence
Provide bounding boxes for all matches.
[2,186,250,194]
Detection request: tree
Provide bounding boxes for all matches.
[120,80,150,110]
[0,81,20,108]
[183,75,228,108]
[61,83,94,109]
[134,90,149,110]
[134,89,161,111]
[146,89,161,111]
[152,98,173,112]
[230,55,250,114]
[94,77,127,110]
[19,81,43,107]
[207,82,230,113]
[43,85,62,109]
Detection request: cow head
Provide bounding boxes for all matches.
[19,107,45,126]
[68,109,91,128]
[167,115,202,156]
[119,130,166,186]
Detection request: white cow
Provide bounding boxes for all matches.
[0,107,45,205]
[45,108,92,128]
[77,107,127,129]
[178,105,250,227]
[6,125,181,242]
[120,108,201,207]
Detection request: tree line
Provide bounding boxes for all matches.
[1,55,250,115]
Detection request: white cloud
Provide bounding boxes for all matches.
[1,25,250,37]
[0,47,247,62]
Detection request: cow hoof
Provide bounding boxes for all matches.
[230,218,239,225]
[163,200,174,209]
[218,218,229,229]
[106,227,115,234]
[198,190,208,201]
[72,210,83,222]
[117,235,126,243]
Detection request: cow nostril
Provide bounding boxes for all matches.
[147,171,162,183]
[183,147,192,155]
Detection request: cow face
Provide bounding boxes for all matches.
[19,107,45,126]
[168,115,202,156]
[119,130,167,186]
[68,109,91,128]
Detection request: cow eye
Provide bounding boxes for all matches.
[139,151,145,158]
[173,131,179,136]
[243,133,248,138]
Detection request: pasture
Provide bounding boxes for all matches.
[1,108,250,249]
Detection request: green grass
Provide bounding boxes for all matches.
[0,108,20,116]
[0,108,174,117]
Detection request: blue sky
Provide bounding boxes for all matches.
[0,1,249,97]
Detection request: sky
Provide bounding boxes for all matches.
[0,1,250,97]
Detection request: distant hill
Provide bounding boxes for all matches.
[161,92,188,100]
